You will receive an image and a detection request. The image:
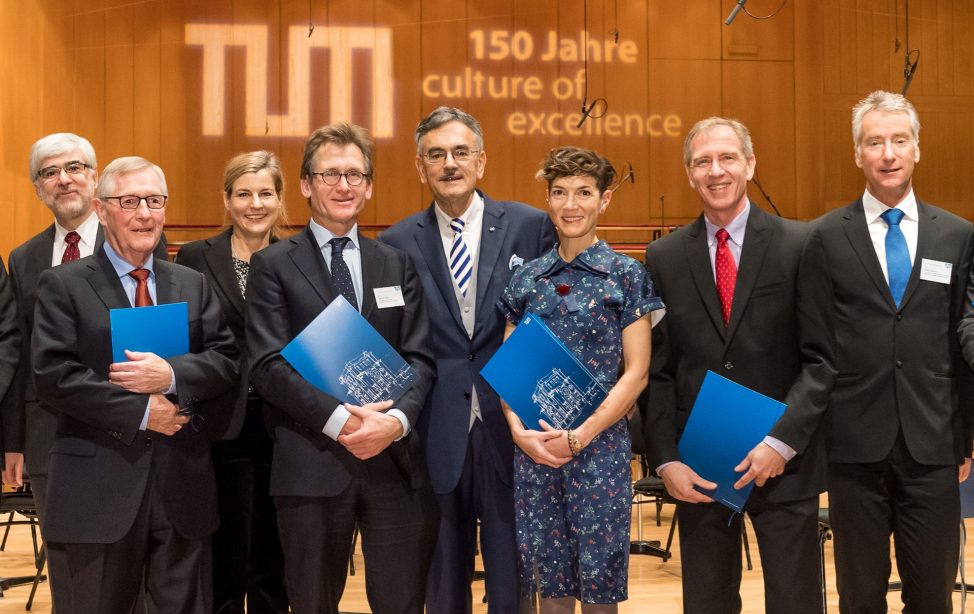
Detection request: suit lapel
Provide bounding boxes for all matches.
[359,236,384,320]
[414,205,465,330]
[203,229,245,320]
[87,248,133,310]
[841,200,894,308]
[683,216,726,338]
[474,197,506,327]
[724,206,772,343]
[287,226,336,306]
[23,226,56,288]
[154,259,179,304]
[898,201,936,309]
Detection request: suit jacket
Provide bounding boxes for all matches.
[805,198,974,465]
[643,204,833,503]
[31,248,238,544]
[175,228,255,441]
[379,193,555,494]
[247,226,435,497]
[0,258,20,461]
[1,223,168,476]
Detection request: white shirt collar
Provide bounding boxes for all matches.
[862,188,918,225]
[308,218,360,251]
[704,201,750,247]
[54,210,100,251]
[433,191,484,232]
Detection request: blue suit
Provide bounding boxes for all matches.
[381,191,554,613]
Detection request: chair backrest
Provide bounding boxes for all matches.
[960,474,974,519]
[628,407,648,456]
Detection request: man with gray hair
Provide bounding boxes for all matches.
[32,156,238,613]
[805,90,974,612]
[381,107,554,613]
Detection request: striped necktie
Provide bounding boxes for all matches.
[450,218,472,297]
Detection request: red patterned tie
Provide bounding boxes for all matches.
[128,268,154,307]
[715,228,737,327]
[61,231,81,264]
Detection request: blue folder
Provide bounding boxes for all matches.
[481,312,607,431]
[281,295,417,405]
[110,302,190,363]
[677,371,786,513]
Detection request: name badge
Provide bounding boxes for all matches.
[373,286,405,308]
[919,258,952,285]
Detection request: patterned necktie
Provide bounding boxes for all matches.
[62,231,81,264]
[881,208,911,307]
[328,237,359,311]
[450,218,472,297]
[128,268,153,307]
[715,228,737,327]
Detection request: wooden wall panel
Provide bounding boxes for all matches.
[2,0,973,260]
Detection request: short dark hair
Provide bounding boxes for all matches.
[535,146,616,194]
[414,107,484,154]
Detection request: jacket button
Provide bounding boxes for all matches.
[724,362,734,370]
[468,354,475,361]
[896,360,903,368]
[145,436,152,446]
[463,392,471,400]
[896,314,903,321]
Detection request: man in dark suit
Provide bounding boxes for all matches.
[2,133,167,525]
[805,90,974,613]
[247,122,438,614]
[642,117,833,613]
[32,156,239,614]
[380,107,554,614]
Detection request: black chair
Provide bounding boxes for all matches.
[0,482,48,610]
[817,507,832,613]
[628,410,677,561]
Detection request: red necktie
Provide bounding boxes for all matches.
[128,268,154,307]
[61,231,81,264]
[715,228,737,327]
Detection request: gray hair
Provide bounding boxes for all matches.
[96,157,168,198]
[851,90,921,148]
[414,107,484,154]
[29,133,97,181]
[683,117,754,166]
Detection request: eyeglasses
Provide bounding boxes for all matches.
[689,153,745,172]
[36,161,92,181]
[420,148,481,165]
[310,169,369,186]
[102,195,168,210]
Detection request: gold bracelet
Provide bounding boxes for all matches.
[567,429,582,456]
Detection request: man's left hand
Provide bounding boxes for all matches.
[960,458,972,483]
[733,442,787,489]
[109,350,173,393]
[338,400,401,460]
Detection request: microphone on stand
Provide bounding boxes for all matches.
[725,0,748,25]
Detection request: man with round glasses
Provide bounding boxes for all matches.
[381,107,554,614]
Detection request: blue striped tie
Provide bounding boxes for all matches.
[450,218,472,297]
[881,208,911,308]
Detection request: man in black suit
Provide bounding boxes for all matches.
[380,107,554,614]
[32,156,239,613]
[805,90,974,613]
[642,117,832,613]
[247,123,438,614]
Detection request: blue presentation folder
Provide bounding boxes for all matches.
[481,312,607,431]
[280,295,417,405]
[677,371,786,513]
[110,302,190,363]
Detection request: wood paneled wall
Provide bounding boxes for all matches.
[1,0,972,257]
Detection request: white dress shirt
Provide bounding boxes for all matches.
[862,188,919,280]
[51,211,100,266]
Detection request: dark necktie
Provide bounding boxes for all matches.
[881,208,911,307]
[715,228,737,327]
[128,268,153,307]
[61,231,81,264]
[328,237,359,311]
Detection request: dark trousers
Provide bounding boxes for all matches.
[426,418,521,614]
[47,476,212,614]
[829,436,959,614]
[211,400,288,614]
[677,494,820,614]
[275,451,439,614]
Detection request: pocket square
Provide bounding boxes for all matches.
[509,254,525,270]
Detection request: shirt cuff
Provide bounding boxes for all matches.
[139,400,150,431]
[386,409,410,441]
[656,460,677,476]
[322,404,352,440]
[762,436,797,461]
[163,363,176,395]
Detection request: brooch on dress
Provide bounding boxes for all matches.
[555,283,580,313]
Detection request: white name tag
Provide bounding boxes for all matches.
[919,258,952,285]
[373,286,405,308]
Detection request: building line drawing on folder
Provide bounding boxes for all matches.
[480,312,607,431]
[677,370,786,513]
[280,295,417,405]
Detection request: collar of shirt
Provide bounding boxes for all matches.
[308,218,361,253]
[53,210,100,264]
[533,240,612,281]
[102,241,156,306]
[704,201,750,250]
[433,191,484,240]
[862,187,918,225]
